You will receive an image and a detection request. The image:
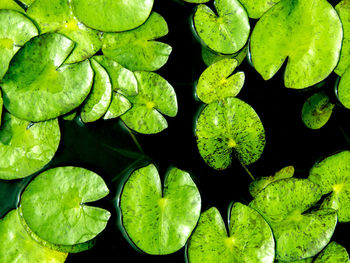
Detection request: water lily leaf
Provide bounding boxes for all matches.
[193,0,250,54]
[27,0,102,64]
[103,92,131,120]
[102,12,172,72]
[119,164,201,255]
[313,242,350,263]
[309,151,350,222]
[0,0,25,12]
[301,92,335,130]
[62,110,77,121]
[20,166,111,246]
[249,165,294,198]
[0,112,60,180]
[196,58,245,104]
[81,59,112,123]
[0,9,38,79]
[335,1,350,76]
[201,44,247,67]
[277,258,313,263]
[1,33,94,122]
[187,203,274,263]
[71,0,154,32]
[239,0,280,19]
[0,209,67,263]
[250,178,337,261]
[195,97,265,169]
[19,0,34,7]
[121,71,177,134]
[184,0,209,3]
[337,67,350,109]
[250,0,343,89]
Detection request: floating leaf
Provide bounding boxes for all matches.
[19,0,34,7]
[103,92,131,120]
[337,67,350,109]
[1,33,93,122]
[71,0,154,32]
[239,0,280,19]
[276,258,313,263]
[0,112,60,180]
[121,72,177,134]
[313,242,350,263]
[193,0,250,54]
[119,164,201,255]
[187,203,274,263]
[0,0,25,12]
[62,110,77,121]
[20,166,111,245]
[250,0,342,89]
[195,97,265,169]
[184,0,209,2]
[201,44,247,67]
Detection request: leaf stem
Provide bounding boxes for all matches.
[128,128,144,154]
[241,163,255,181]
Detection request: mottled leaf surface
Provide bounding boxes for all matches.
[276,258,313,263]
[337,67,350,109]
[313,242,350,263]
[0,0,25,12]
[239,0,280,19]
[201,45,247,67]
[103,92,131,120]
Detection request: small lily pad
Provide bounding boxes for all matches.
[239,0,280,19]
[313,242,350,263]
[103,92,131,120]
[201,44,247,67]
[20,166,111,246]
[119,164,201,255]
[102,12,172,71]
[337,67,350,109]
[193,0,250,54]
[195,97,265,169]
[187,203,274,263]
[196,58,245,104]
[0,0,25,12]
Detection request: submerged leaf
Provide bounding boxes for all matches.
[201,45,247,67]
[313,242,350,263]
[239,0,280,19]
[337,67,350,109]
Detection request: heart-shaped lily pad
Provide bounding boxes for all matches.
[301,92,335,129]
[102,12,172,72]
[309,151,350,223]
[0,0,25,13]
[0,112,60,180]
[196,58,245,104]
[71,0,154,32]
[0,209,67,263]
[239,0,280,19]
[201,45,247,67]
[121,71,177,134]
[313,242,350,263]
[337,67,350,109]
[0,9,38,79]
[250,178,337,261]
[119,164,201,255]
[193,0,250,54]
[187,203,274,263]
[27,0,102,64]
[195,97,265,169]
[250,0,343,89]
[20,166,111,246]
[1,33,94,122]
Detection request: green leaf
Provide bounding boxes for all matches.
[276,258,313,263]
[196,58,245,104]
[250,0,342,89]
[313,242,350,263]
[0,9,38,79]
[239,0,280,19]
[71,0,154,32]
[62,110,77,121]
[19,0,34,7]
[308,151,350,222]
[195,97,265,169]
[103,92,131,120]
[201,44,247,67]
[20,166,111,245]
[184,0,209,3]
[337,66,350,109]
[0,112,60,180]
[102,12,172,71]
[1,33,94,122]
[193,0,250,54]
[120,164,201,255]
[0,0,25,13]
[27,0,102,64]
[0,209,67,262]
[301,92,335,129]
[187,203,274,263]
[121,71,177,134]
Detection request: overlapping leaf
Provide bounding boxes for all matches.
[201,45,247,67]
[239,0,280,19]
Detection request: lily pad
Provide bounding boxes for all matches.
[102,12,172,72]
[250,0,343,89]
[71,0,154,32]
[239,0,280,19]
[337,67,350,109]
[301,92,335,129]
[27,0,102,64]
[277,258,313,263]
[250,178,337,261]
[20,166,111,245]
[62,110,77,121]
[121,71,177,134]
[313,242,350,263]
[195,97,265,169]
[19,0,34,7]
[187,203,274,263]
[193,0,250,54]
[119,164,201,255]
[0,9,38,79]
[308,151,350,222]
[184,0,209,2]
[1,33,94,122]
[196,58,245,104]
[0,112,60,180]
[0,0,25,12]
[103,92,131,120]
[0,209,67,263]
[201,44,247,67]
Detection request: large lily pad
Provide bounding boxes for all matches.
[20,166,111,246]
[0,112,60,180]
[187,203,274,263]
[1,33,94,122]
[121,71,177,134]
[201,45,247,67]
[71,0,154,32]
[193,0,250,54]
[119,164,201,255]
[239,0,280,19]
[313,242,350,263]
[337,67,350,109]
[195,97,265,169]
[0,0,25,12]
[250,0,343,89]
